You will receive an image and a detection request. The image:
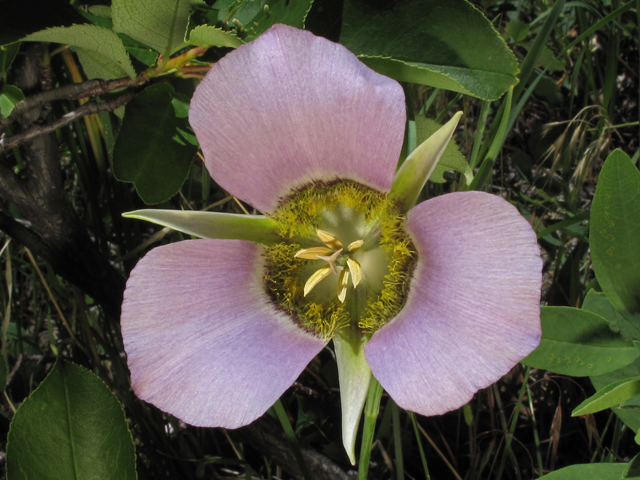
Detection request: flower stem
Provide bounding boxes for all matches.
[273,399,313,480]
[358,375,384,480]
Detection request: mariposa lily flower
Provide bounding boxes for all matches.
[121,24,541,463]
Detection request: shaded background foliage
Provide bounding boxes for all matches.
[0,0,639,479]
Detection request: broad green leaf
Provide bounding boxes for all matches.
[582,289,640,339]
[123,210,280,245]
[573,376,640,416]
[591,150,640,315]
[112,83,197,204]
[626,453,640,477]
[538,463,633,480]
[521,306,639,376]
[340,0,519,101]
[592,358,640,432]
[23,25,135,80]
[188,25,243,48]
[112,0,202,56]
[6,359,136,480]
[245,0,314,40]
[414,115,473,184]
[0,43,20,74]
[0,85,24,117]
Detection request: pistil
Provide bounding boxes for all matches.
[295,229,364,302]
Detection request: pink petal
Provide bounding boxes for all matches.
[365,192,542,416]
[121,240,325,428]
[189,24,405,213]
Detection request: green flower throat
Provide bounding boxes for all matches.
[265,180,416,340]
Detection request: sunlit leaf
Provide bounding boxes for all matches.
[537,463,631,480]
[188,25,243,48]
[573,376,640,416]
[23,24,135,80]
[591,150,640,315]
[521,306,639,376]
[112,0,202,56]
[340,0,518,100]
[244,0,314,41]
[0,85,24,117]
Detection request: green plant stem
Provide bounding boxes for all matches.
[410,413,431,480]
[494,366,531,480]
[358,376,384,480]
[391,400,405,480]
[469,100,490,170]
[468,87,513,191]
[273,400,313,480]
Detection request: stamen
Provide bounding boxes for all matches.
[304,265,332,297]
[317,230,343,250]
[347,239,364,252]
[316,248,343,275]
[346,258,362,288]
[294,247,335,259]
[337,269,350,303]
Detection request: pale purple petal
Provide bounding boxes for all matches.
[189,24,405,213]
[365,192,542,416]
[121,240,325,428]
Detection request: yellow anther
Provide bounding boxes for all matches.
[337,269,350,303]
[346,258,362,288]
[294,247,334,259]
[347,239,364,252]
[317,230,343,250]
[304,265,333,297]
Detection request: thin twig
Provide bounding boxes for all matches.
[1,91,135,153]
[0,74,146,128]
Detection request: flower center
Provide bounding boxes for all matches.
[264,180,416,340]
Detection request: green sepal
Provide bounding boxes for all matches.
[333,327,371,465]
[123,209,280,245]
[390,111,462,213]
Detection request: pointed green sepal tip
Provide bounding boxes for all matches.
[390,111,463,212]
[122,209,280,245]
[333,328,372,465]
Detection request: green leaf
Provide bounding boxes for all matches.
[23,25,135,80]
[591,358,640,432]
[122,209,280,245]
[505,19,529,43]
[590,149,640,315]
[521,306,639,376]
[112,0,202,56]
[573,376,640,416]
[188,25,243,48]
[6,359,136,480]
[582,289,640,339]
[340,0,519,101]
[414,115,473,184]
[537,463,632,480]
[244,0,314,40]
[0,85,24,117]
[112,83,197,204]
[0,43,20,74]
